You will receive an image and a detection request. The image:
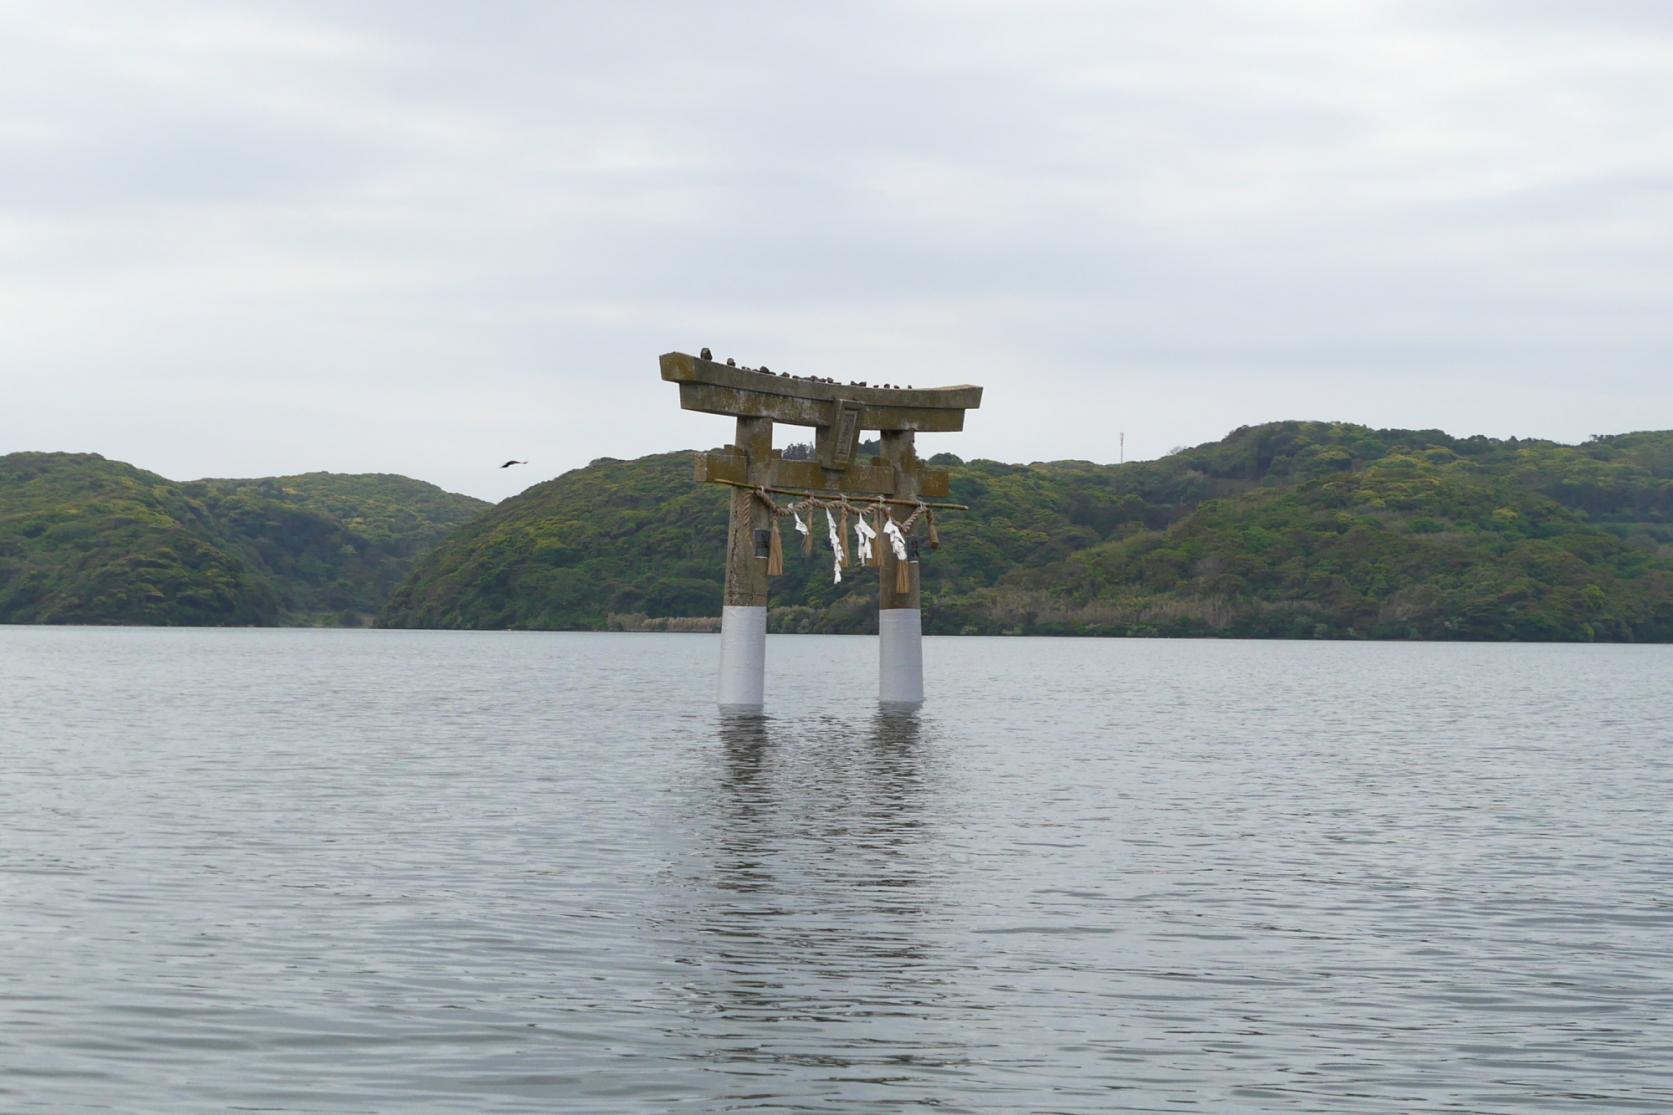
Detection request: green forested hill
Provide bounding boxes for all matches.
[0,453,487,626]
[0,454,279,625]
[9,426,1668,638]
[382,423,1673,641]
[381,452,732,630]
[182,472,490,623]
[997,439,1673,640]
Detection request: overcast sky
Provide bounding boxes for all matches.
[3,1,1669,500]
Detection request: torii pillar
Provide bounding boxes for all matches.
[877,429,923,706]
[718,414,771,711]
[660,351,981,713]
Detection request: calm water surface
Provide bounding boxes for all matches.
[2,628,1670,1113]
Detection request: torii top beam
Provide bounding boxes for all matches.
[659,352,982,434]
[663,350,980,498]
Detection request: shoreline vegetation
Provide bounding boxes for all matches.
[5,421,1671,641]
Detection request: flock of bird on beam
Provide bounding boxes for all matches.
[697,347,915,391]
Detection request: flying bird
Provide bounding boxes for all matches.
[500,460,527,469]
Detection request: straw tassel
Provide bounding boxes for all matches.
[767,515,784,576]
[895,551,911,594]
[927,508,940,549]
[839,506,851,568]
[868,508,882,568]
[801,502,814,555]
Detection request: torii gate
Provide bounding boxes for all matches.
[660,351,982,712]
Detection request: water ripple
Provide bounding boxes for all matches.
[1,629,1670,1112]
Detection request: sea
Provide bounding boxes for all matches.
[2,627,1670,1113]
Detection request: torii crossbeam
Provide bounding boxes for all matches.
[660,351,982,712]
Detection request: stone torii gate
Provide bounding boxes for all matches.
[660,351,982,712]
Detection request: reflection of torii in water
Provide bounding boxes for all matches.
[660,350,982,713]
[661,713,968,1092]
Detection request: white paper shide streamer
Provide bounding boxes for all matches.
[825,508,843,583]
[853,512,877,564]
[793,509,809,537]
[882,518,908,560]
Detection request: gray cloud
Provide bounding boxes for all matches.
[0,0,1668,498]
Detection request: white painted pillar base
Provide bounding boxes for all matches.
[879,608,924,707]
[717,605,767,712]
